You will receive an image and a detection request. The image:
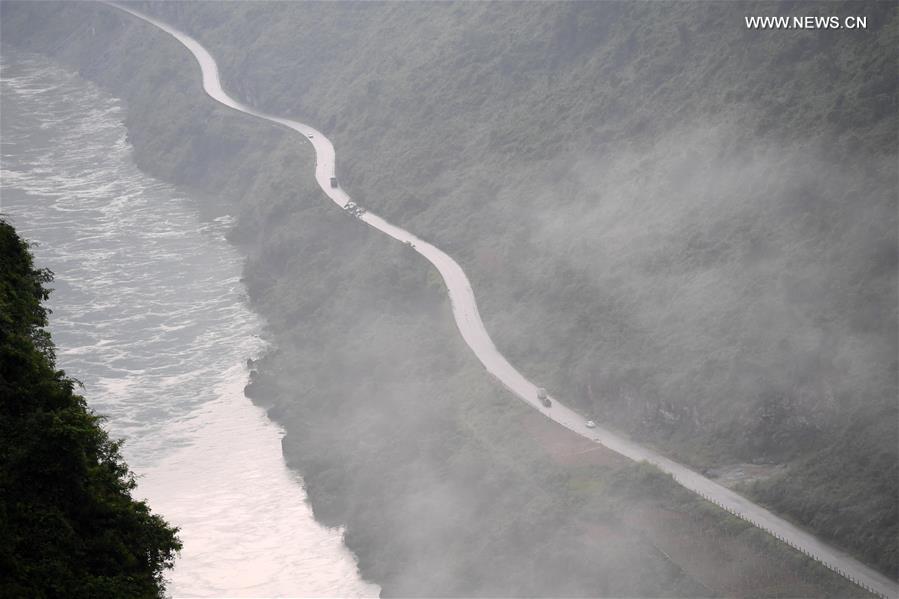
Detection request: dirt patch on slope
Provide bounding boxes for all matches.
[520,412,628,468]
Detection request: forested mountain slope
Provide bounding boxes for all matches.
[143,0,898,576]
[0,220,181,597]
[2,0,894,592]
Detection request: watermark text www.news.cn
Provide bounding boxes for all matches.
[745,15,867,30]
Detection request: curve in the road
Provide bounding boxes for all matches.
[108,4,897,598]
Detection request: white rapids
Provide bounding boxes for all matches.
[105,4,898,598]
[0,47,378,598]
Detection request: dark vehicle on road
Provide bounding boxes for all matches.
[330,176,338,188]
[537,387,551,408]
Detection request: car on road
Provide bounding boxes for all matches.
[330,176,338,188]
[536,387,551,408]
[586,420,596,428]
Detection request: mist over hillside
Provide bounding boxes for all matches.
[2,0,895,595]
[137,0,896,574]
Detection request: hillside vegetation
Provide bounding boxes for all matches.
[0,220,181,598]
[144,0,898,576]
[1,0,894,592]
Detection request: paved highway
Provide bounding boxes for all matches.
[108,5,898,597]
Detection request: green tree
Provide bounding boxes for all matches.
[0,219,181,598]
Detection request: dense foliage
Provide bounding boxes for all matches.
[0,219,181,598]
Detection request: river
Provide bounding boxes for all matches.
[0,46,379,598]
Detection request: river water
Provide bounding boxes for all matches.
[0,47,378,598]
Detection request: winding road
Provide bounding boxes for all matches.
[108,4,898,598]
